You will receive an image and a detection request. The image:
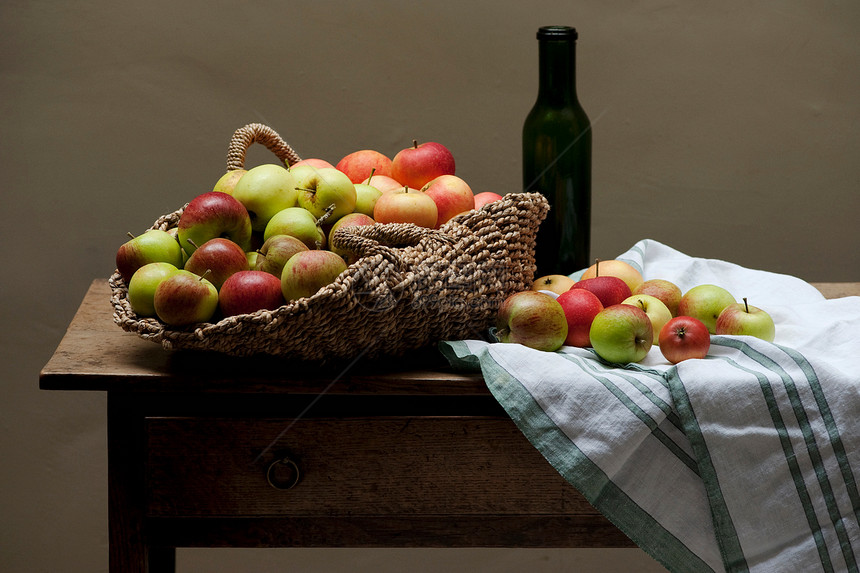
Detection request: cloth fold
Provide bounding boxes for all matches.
[440,239,860,573]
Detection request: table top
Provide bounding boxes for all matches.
[40,279,859,395]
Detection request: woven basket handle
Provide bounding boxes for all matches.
[226,123,303,171]
[333,223,453,261]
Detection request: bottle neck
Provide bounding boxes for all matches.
[537,39,578,105]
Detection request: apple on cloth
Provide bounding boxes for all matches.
[440,238,860,573]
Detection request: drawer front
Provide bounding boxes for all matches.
[146,416,593,518]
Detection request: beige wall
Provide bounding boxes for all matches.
[2,1,858,571]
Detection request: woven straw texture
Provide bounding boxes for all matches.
[110,124,549,360]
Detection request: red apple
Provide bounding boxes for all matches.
[572,276,632,308]
[373,187,438,228]
[421,174,475,228]
[495,291,568,352]
[292,158,335,169]
[281,249,348,301]
[362,173,403,193]
[177,192,253,255]
[633,279,683,317]
[473,191,503,209]
[557,288,604,347]
[183,237,249,290]
[531,274,575,295]
[219,270,285,317]
[658,316,711,364]
[336,150,393,184]
[153,270,219,326]
[255,234,308,278]
[390,140,456,190]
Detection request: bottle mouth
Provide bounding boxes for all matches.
[537,26,578,40]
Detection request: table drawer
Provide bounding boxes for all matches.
[146,416,593,518]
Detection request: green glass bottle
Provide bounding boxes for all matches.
[523,26,592,276]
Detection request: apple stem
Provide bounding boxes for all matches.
[594,258,601,278]
[743,297,749,313]
[126,232,136,239]
[200,269,212,281]
[186,238,200,251]
[412,139,419,149]
[296,187,317,196]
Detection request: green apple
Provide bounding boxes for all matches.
[153,270,219,326]
[495,291,568,352]
[263,207,326,249]
[678,284,736,334]
[255,234,309,278]
[212,169,247,194]
[231,164,298,232]
[715,298,776,342]
[127,262,179,317]
[115,229,184,283]
[281,250,348,302]
[622,294,673,346]
[353,183,383,217]
[589,304,653,363]
[246,251,259,270]
[294,166,357,223]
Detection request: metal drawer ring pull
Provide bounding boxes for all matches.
[266,457,301,490]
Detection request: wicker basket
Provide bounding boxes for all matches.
[110,123,549,359]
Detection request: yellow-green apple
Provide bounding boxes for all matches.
[678,284,736,334]
[373,187,438,228]
[328,213,375,263]
[362,174,403,193]
[581,259,644,293]
[255,234,309,278]
[495,291,568,352]
[634,278,683,317]
[335,149,393,184]
[230,163,298,232]
[177,192,253,255]
[245,251,258,270]
[219,270,285,317]
[531,274,575,295]
[127,262,179,317]
[421,174,475,228]
[556,288,604,347]
[572,275,631,308]
[715,298,776,342]
[212,169,247,194]
[281,249,348,301]
[353,182,383,217]
[292,158,335,169]
[622,294,673,346]
[589,304,653,364]
[390,140,456,190]
[474,191,503,209]
[294,166,357,223]
[153,270,219,326]
[659,316,711,364]
[263,207,326,249]
[183,237,249,290]
[115,229,184,283]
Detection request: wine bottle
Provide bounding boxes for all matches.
[523,25,592,276]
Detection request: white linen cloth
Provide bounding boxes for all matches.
[440,239,860,573]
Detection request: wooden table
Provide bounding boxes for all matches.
[40,280,858,572]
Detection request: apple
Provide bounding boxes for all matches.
[373,187,438,228]
[556,288,604,347]
[495,291,568,352]
[115,229,184,283]
[715,298,776,342]
[294,166,357,223]
[292,157,335,169]
[589,304,653,364]
[153,269,219,326]
[177,192,253,255]
[362,174,404,193]
[531,274,575,295]
[353,182,383,217]
[230,163,298,232]
[255,234,309,278]
[219,270,285,317]
[127,262,179,317]
[633,278,682,317]
[659,316,711,364]
[263,206,326,249]
[335,149,393,184]
[328,213,376,263]
[421,174,475,228]
[580,259,644,293]
[622,294,673,346]
[571,275,631,308]
[281,249,348,302]
[182,237,249,290]
[678,284,736,334]
[473,191,503,209]
[390,139,456,190]
[212,169,247,194]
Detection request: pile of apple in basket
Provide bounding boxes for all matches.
[115,139,505,327]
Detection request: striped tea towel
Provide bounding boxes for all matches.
[440,239,860,573]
